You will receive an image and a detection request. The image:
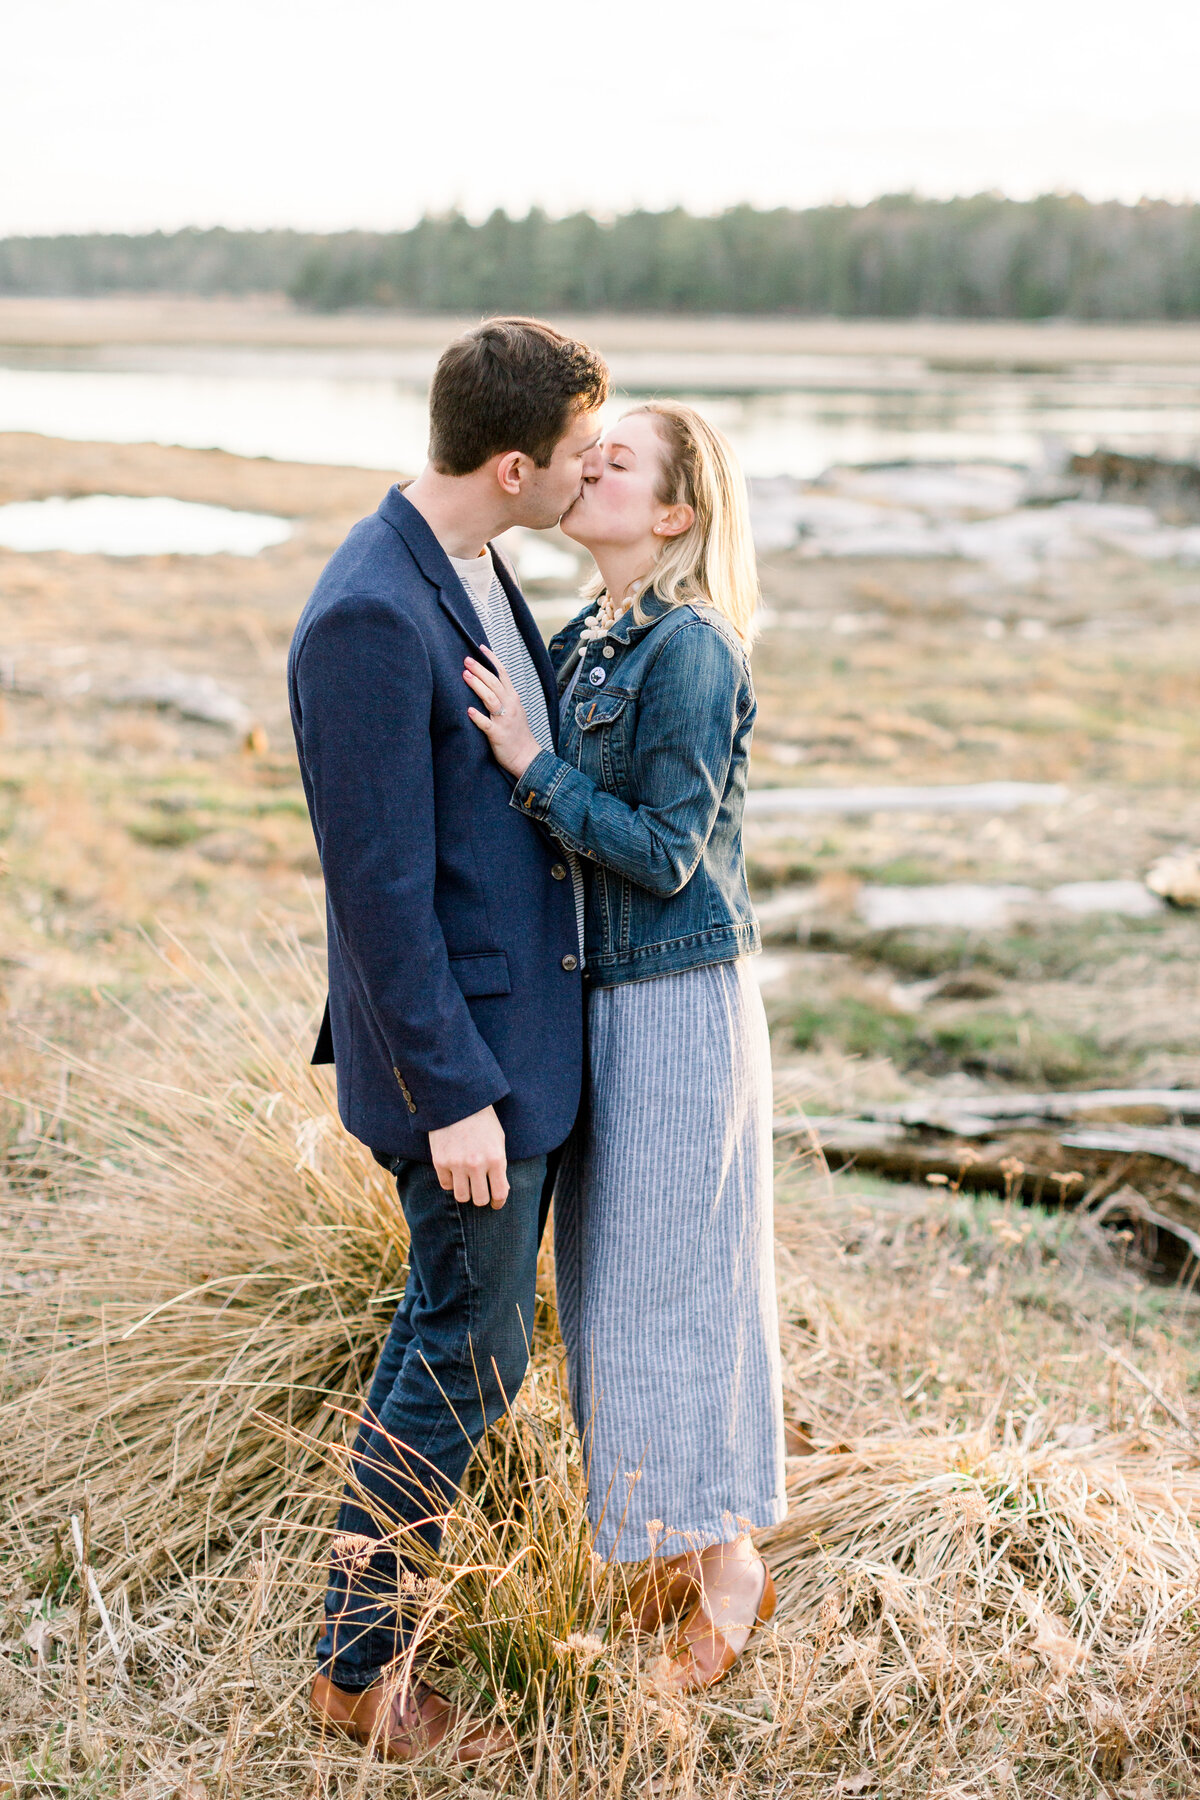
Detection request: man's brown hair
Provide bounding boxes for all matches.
[428,317,609,476]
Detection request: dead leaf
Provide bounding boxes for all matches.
[127,1770,207,1800]
[784,1418,817,1456]
[1030,1609,1086,1677]
[22,1615,55,1660]
[1053,1421,1097,1449]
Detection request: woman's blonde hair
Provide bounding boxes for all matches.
[582,400,761,644]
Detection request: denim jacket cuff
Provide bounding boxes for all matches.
[511,749,572,822]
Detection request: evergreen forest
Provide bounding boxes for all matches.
[4,196,1200,318]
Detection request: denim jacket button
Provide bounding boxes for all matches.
[588,666,606,686]
[602,645,615,659]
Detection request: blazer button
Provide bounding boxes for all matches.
[561,954,579,971]
[551,862,568,880]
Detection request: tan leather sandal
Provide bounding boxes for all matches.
[657,1559,777,1693]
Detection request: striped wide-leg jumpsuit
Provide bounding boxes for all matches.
[553,957,787,1563]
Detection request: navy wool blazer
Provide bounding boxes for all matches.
[288,486,584,1162]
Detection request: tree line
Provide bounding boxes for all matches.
[4,197,1200,318]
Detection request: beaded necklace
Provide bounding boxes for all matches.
[577,584,641,648]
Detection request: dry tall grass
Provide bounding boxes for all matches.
[2,932,404,1595]
[3,932,1200,1797]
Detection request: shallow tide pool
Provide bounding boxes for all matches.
[0,493,293,556]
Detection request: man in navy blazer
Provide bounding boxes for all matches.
[290,318,608,1762]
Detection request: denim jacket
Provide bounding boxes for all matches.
[511,591,761,987]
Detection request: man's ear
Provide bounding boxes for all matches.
[654,502,695,541]
[495,450,524,497]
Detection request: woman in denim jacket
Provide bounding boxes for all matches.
[464,401,785,1692]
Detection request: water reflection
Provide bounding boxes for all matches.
[0,493,292,556]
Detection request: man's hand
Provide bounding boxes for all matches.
[428,1104,509,1209]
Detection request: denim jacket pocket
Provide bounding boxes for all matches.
[574,692,630,732]
[574,691,631,793]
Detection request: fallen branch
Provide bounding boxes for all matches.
[1062,1126,1200,1178]
[1090,1185,1200,1266]
[774,1100,1200,1246]
[746,780,1067,819]
[865,1089,1200,1131]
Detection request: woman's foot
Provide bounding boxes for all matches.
[655,1539,776,1694]
[619,1551,702,1635]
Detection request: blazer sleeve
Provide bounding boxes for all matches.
[509,621,750,899]
[293,595,509,1131]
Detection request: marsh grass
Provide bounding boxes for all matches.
[788,990,1113,1085]
[831,916,1172,984]
[3,933,1200,1796]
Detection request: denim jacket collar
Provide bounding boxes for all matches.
[548,591,667,678]
[605,589,672,644]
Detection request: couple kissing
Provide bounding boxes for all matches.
[288,316,786,1765]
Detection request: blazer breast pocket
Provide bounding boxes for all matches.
[449,951,512,998]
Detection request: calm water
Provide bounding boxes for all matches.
[0,493,292,556]
[3,341,1200,478]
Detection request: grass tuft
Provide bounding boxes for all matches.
[1,929,404,1592]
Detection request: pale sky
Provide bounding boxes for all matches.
[4,0,1199,236]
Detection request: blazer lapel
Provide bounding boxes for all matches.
[377,486,564,748]
[377,484,487,653]
[434,577,490,657]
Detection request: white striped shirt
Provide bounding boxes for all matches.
[449,549,586,960]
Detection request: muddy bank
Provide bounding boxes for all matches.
[5,294,1200,365]
[0,429,390,515]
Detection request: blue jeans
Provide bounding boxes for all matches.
[316,1152,551,1690]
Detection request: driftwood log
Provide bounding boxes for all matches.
[775,1089,1200,1263]
[1069,448,1200,518]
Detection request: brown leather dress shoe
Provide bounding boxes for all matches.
[657,1560,777,1694]
[619,1551,703,1635]
[310,1670,515,1765]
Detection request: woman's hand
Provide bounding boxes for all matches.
[464,648,541,780]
